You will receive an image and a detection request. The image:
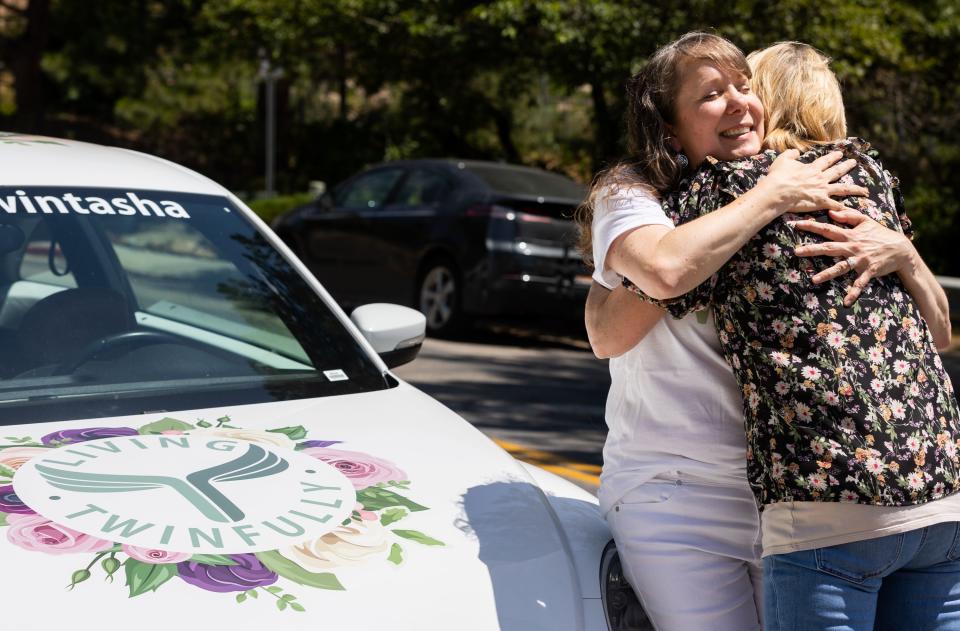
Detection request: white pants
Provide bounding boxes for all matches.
[606,473,763,631]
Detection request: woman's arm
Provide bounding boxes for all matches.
[610,150,867,299]
[588,151,866,356]
[792,209,951,349]
[585,282,664,359]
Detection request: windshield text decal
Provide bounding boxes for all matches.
[0,190,190,219]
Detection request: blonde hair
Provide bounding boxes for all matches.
[576,32,750,263]
[747,42,847,152]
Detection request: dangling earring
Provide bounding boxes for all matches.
[665,135,688,170]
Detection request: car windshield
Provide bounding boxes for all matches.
[0,187,390,425]
[464,164,585,201]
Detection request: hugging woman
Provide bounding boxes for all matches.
[580,33,960,631]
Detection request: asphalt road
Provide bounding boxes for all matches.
[395,321,960,495]
[394,322,609,491]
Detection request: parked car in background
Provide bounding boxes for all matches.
[0,135,640,630]
[272,160,590,335]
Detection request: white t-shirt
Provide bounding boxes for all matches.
[592,186,748,516]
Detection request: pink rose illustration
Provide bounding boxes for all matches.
[0,446,49,471]
[301,448,407,489]
[122,545,191,564]
[6,514,113,554]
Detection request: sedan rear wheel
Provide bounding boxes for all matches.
[418,262,461,335]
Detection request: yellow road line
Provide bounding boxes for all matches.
[494,438,600,487]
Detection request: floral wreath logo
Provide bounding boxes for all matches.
[0,416,445,614]
[36,442,289,523]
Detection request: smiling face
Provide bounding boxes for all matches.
[670,58,765,167]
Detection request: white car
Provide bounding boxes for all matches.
[0,134,644,630]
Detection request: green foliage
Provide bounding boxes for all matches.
[255,550,344,590]
[387,542,403,565]
[189,554,239,566]
[379,507,408,526]
[266,425,309,440]
[1,0,957,271]
[391,529,445,546]
[245,193,313,225]
[356,486,428,512]
[123,559,178,598]
[138,417,195,435]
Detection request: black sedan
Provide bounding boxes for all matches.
[273,159,590,335]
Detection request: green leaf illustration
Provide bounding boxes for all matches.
[246,589,259,599]
[276,599,287,611]
[0,512,8,527]
[392,529,444,547]
[387,543,403,565]
[124,560,177,597]
[290,602,306,612]
[189,554,238,566]
[236,592,247,604]
[196,420,212,428]
[380,507,408,526]
[266,425,308,441]
[255,550,344,590]
[138,418,195,435]
[264,585,283,595]
[356,487,428,512]
[3,436,35,444]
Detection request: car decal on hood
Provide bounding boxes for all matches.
[0,415,445,613]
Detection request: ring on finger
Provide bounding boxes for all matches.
[845,256,857,270]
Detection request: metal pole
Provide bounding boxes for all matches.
[265,66,275,196]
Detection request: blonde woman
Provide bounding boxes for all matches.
[583,35,955,631]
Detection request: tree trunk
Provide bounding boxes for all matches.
[487,101,520,164]
[590,79,618,169]
[5,0,51,133]
[336,42,347,121]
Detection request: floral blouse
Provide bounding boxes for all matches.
[626,138,960,509]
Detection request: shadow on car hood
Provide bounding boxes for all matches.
[0,382,594,630]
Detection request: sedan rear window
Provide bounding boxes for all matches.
[465,164,586,201]
[0,187,389,425]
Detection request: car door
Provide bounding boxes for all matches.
[355,167,454,305]
[299,167,405,304]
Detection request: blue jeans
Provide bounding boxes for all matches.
[764,522,960,630]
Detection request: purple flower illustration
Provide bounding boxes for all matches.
[177,554,278,592]
[0,485,35,514]
[41,427,139,446]
[296,440,342,450]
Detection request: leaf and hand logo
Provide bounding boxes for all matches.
[35,443,289,523]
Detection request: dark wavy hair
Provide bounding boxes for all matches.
[576,32,751,264]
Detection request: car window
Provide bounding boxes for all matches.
[336,168,404,210]
[389,169,450,208]
[17,221,77,289]
[0,187,390,425]
[465,164,585,200]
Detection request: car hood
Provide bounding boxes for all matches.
[1,382,593,630]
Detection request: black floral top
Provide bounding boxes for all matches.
[626,138,960,509]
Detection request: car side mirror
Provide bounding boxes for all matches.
[317,191,335,213]
[350,303,426,368]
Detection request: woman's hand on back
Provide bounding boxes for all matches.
[792,208,951,348]
[758,150,868,215]
[792,209,911,304]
